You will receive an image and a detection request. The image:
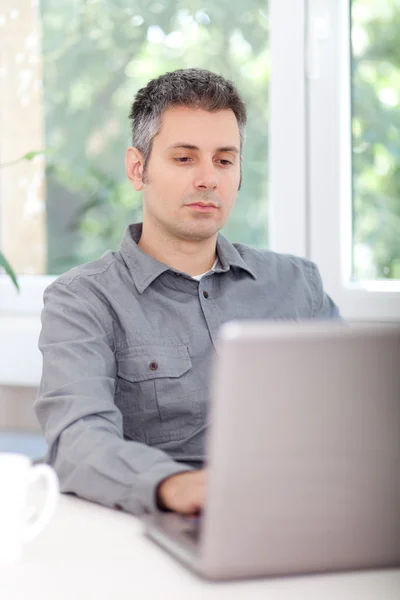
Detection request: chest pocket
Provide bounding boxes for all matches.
[116,344,203,444]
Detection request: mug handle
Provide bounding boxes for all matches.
[23,464,59,543]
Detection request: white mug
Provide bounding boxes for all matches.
[0,452,59,564]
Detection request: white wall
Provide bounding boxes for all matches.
[0,315,42,386]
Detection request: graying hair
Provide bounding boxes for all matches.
[128,68,247,169]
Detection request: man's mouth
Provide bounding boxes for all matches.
[186,202,218,212]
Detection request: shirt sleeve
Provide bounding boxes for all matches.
[308,261,345,321]
[34,280,193,515]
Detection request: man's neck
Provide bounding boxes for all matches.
[138,225,218,277]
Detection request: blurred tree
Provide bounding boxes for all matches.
[352,0,400,280]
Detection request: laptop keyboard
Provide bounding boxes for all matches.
[182,515,202,543]
[184,523,201,542]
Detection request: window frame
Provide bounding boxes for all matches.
[268,0,307,259]
[307,0,400,321]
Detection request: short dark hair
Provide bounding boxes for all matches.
[128,68,247,167]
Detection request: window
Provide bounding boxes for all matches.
[308,0,400,320]
[0,1,46,277]
[351,0,400,282]
[1,0,398,387]
[1,0,269,279]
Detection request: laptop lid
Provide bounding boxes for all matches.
[199,321,400,580]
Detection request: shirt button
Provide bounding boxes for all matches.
[149,361,158,371]
[203,291,209,299]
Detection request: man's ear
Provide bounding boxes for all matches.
[125,147,145,191]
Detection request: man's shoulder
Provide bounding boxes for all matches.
[50,250,121,289]
[232,242,316,279]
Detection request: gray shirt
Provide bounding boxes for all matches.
[34,223,342,515]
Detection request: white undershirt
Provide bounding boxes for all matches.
[190,258,219,281]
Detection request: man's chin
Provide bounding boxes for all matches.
[173,221,222,243]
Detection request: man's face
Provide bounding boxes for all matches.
[135,106,241,242]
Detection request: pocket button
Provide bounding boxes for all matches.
[149,361,158,371]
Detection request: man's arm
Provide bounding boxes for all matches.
[308,261,345,321]
[34,280,193,515]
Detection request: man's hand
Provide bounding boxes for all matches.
[156,469,206,515]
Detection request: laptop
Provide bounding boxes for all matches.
[142,320,400,580]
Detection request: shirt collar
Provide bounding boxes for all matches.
[119,222,256,294]
[215,232,257,280]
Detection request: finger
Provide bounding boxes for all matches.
[174,489,205,515]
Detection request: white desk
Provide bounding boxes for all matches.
[1,494,399,600]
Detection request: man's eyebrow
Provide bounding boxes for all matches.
[167,143,240,153]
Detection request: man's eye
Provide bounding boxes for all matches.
[218,159,233,166]
[175,157,192,163]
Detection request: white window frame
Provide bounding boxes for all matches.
[268,0,307,259]
[0,275,53,314]
[307,0,400,321]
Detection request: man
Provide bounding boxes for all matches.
[35,68,342,517]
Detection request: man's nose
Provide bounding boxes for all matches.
[193,164,218,191]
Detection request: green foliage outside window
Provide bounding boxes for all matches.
[352,0,400,279]
[34,0,400,280]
